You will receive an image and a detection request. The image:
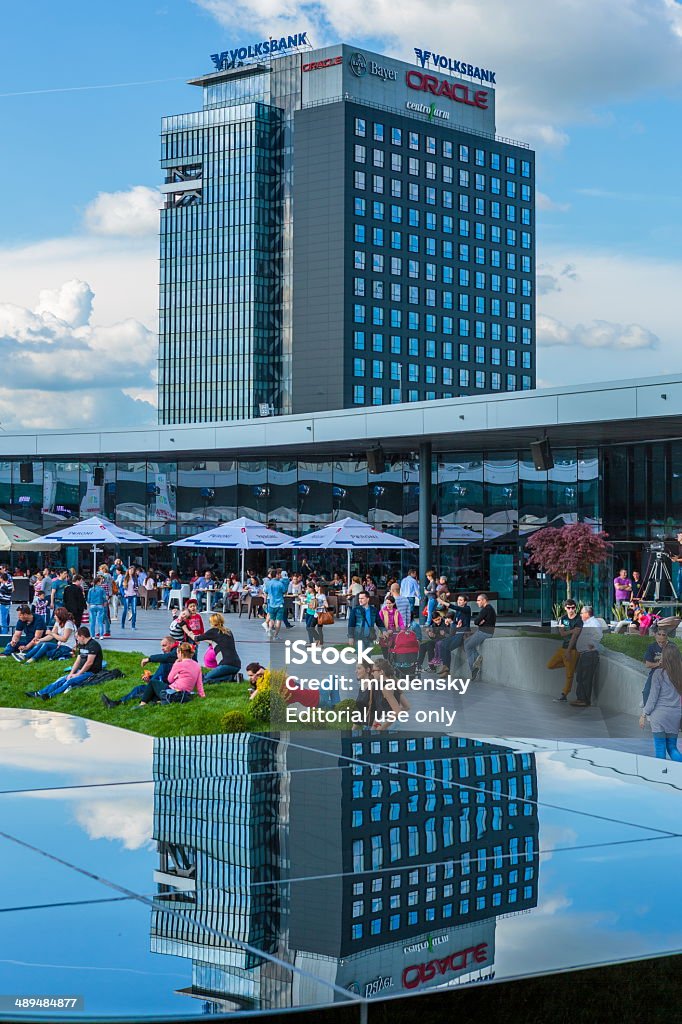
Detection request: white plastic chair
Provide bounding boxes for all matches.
[168,583,191,611]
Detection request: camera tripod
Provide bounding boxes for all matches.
[641,550,678,602]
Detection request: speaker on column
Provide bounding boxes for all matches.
[366,447,386,475]
[530,439,554,472]
[19,462,33,484]
[94,467,105,486]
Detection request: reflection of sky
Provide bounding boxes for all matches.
[1,716,681,1017]
[495,748,682,980]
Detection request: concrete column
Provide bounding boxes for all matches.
[418,441,433,584]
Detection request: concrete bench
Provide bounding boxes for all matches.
[450,635,647,716]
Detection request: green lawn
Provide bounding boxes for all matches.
[0,649,259,737]
[602,632,682,659]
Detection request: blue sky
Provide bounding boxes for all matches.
[1,0,682,429]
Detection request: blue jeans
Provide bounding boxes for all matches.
[121,596,137,628]
[653,734,682,761]
[425,596,437,626]
[204,664,240,684]
[88,606,106,637]
[23,641,58,662]
[0,604,9,633]
[37,671,95,699]
[464,629,492,671]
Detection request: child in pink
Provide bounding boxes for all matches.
[167,644,205,699]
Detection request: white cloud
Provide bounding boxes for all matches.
[538,314,659,350]
[0,280,157,429]
[536,191,570,213]
[0,235,157,329]
[83,185,162,238]
[36,279,93,328]
[535,248,682,384]
[195,0,682,136]
[73,794,154,851]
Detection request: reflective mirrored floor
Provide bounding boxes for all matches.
[0,709,680,1019]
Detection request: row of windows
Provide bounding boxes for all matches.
[353,277,532,301]
[351,211,533,255]
[352,306,533,328]
[352,374,532,404]
[350,885,535,937]
[354,198,531,227]
[352,332,533,355]
[352,352,532,378]
[353,118,531,178]
[353,170,535,218]
[352,145,531,197]
[353,254,532,279]
[351,864,535,898]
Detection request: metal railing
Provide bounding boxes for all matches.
[303,93,530,149]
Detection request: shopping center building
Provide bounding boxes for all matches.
[158,40,535,423]
[5,373,682,616]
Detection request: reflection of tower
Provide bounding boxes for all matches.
[151,734,293,1012]
[150,732,539,1011]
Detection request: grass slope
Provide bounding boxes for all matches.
[0,649,257,737]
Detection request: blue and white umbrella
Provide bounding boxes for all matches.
[289,516,418,584]
[27,515,157,576]
[170,516,295,583]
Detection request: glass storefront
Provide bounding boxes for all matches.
[5,440,680,613]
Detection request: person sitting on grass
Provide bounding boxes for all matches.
[2,604,46,660]
[196,613,242,683]
[100,636,179,708]
[159,642,205,704]
[18,607,76,662]
[26,627,103,701]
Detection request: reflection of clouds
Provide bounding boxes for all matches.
[0,709,152,784]
[73,794,153,851]
[30,715,89,746]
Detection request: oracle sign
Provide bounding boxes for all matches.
[406,70,488,110]
[303,55,342,72]
[402,941,489,989]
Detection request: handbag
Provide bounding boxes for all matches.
[317,610,334,626]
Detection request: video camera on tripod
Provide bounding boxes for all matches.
[641,540,678,601]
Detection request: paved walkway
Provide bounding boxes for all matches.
[103,606,649,754]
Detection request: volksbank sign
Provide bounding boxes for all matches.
[415,47,496,84]
[210,31,309,70]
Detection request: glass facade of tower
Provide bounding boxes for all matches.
[157,44,535,424]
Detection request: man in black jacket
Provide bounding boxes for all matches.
[464,594,497,679]
[62,576,87,626]
[101,636,178,707]
[347,592,378,645]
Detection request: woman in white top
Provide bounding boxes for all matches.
[20,607,76,662]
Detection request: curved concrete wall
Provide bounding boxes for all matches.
[450,636,646,716]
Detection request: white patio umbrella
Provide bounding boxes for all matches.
[0,517,60,552]
[170,516,295,584]
[26,515,157,577]
[288,516,418,585]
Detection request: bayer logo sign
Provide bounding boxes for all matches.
[349,52,368,76]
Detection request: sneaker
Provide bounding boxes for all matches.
[62,687,72,695]
[570,700,590,707]
[25,690,38,698]
[553,694,568,702]
[262,620,269,631]
[39,693,50,701]
[11,653,25,662]
[100,694,119,709]
[272,633,281,642]
[103,632,111,637]
[471,655,483,679]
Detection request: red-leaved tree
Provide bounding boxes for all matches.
[525,522,611,600]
